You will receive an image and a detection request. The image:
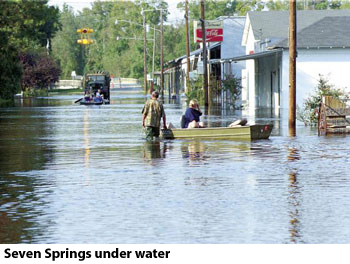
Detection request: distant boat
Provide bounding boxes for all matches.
[79,99,106,105]
[161,124,273,140]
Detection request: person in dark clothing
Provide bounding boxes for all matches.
[184,99,204,128]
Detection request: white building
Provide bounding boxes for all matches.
[164,16,246,96]
[241,10,350,115]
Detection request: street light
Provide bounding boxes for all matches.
[115,18,147,93]
[115,18,161,94]
[142,8,166,101]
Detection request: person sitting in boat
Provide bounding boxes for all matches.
[94,89,103,102]
[84,90,92,102]
[184,99,204,129]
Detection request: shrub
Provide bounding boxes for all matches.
[185,76,204,104]
[20,53,61,94]
[297,74,343,126]
[221,75,242,109]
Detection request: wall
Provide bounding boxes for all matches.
[281,48,350,110]
[256,53,281,109]
[221,17,246,80]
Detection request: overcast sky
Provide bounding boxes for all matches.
[48,0,185,23]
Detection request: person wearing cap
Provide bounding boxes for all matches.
[142,91,167,141]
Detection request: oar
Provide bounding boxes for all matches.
[74,98,83,103]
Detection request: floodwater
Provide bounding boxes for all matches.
[1,87,350,244]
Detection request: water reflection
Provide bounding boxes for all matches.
[181,141,207,163]
[287,147,303,244]
[142,141,168,164]
[0,107,53,243]
[84,109,90,168]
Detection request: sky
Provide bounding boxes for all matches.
[48,0,185,24]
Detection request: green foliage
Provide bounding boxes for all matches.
[51,4,84,78]
[23,88,49,98]
[0,38,22,100]
[0,0,60,100]
[222,75,242,109]
[266,0,345,10]
[185,76,204,104]
[178,0,264,18]
[297,74,343,126]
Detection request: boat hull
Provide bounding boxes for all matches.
[80,100,104,105]
[161,124,273,140]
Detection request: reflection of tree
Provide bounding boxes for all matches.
[287,147,303,243]
[0,108,54,243]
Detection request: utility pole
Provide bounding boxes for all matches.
[201,0,209,108]
[142,9,148,94]
[185,0,190,82]
[289,0,297,135]
[152,28,156,80]
[160,9,164,101]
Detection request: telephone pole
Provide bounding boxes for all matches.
[160,9,164,101]
[142,10,148,94]
[201,0,209,108]
[185,0,190,82]
[289,0,297,135]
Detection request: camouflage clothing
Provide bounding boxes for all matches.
[144,126,160,141]
[142,98,165,128]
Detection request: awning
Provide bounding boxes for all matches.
[174,42,222,63]
[209,48,283,64]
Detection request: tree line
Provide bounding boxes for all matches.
[1,0,350,101]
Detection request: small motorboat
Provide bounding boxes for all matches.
[161,124,273,141]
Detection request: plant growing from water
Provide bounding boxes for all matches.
[221,75,242,109]
[185,76,204,104]
[297,74,343,126]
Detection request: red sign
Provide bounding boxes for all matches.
[196,28,223,42]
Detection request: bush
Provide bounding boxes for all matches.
[20,53,61,94]
[185,76,204,104]
[221,75,242,109]
[23,88,48,97]
[297,74,343,126]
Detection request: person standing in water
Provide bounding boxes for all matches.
[142,91,167,141]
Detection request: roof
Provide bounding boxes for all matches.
[276,16,350,48]
[209,49,282,64]
[175,42,221,62]
[247,9,350,48]
[165,42,221,67]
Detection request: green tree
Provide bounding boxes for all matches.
[20,53,61,92]
[52,4,84,78]
[0,0,60,100]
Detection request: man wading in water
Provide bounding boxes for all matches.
[142,91,167,141]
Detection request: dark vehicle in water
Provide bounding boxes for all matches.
[77,71,111,105]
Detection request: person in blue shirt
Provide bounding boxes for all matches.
[184,99,204,128]
[94,89,103,102]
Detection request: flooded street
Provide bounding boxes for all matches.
[1,88,350,244]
